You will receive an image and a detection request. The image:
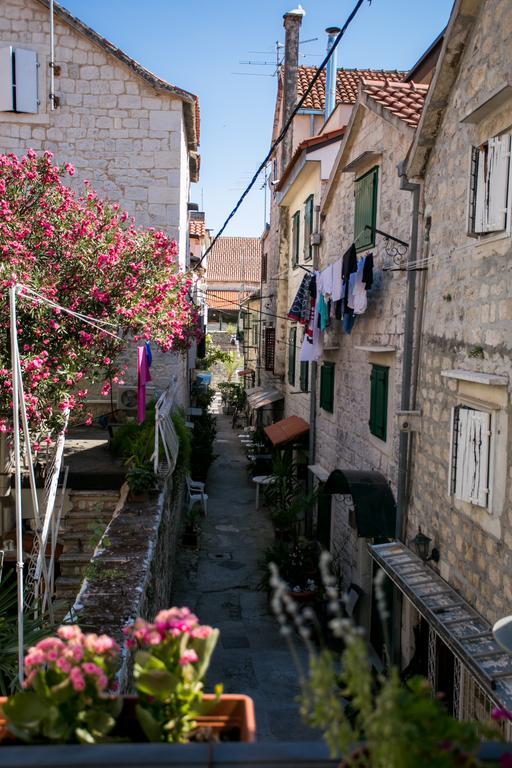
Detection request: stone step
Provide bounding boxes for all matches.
[60,515,113,531]
[54,575,84,601]
[59,552,93,577]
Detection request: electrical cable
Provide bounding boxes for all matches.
[194,0,369,270]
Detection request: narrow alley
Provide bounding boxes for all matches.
[171,414,317,742]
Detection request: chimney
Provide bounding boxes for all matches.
[324,27,341,122]
[281,5,305,173]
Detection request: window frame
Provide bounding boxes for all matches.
[304,194,314,262]
[288,326,297,386]
[354,165,379,252]
[467,132,512,239]
[369,364,389,442]
[291,210,300,267]
[319,362,335,412]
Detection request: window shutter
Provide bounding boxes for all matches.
[455,407,490,507]
[261,253,267,283]
[320,362,335,412]
[300,361,309,392]
[264,327,275,371]
[474,145,487,233]
[0,47,14,111]
[304,195,314,261]
[369,365,388,441]
[288,327,296,385]
[486,134,511,232]
[354,166,378,251]
[292,211,300,266]
[14,48,38,113]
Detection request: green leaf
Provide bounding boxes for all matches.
[49,678,73,704]
[75,726,96,744]
[41,707,69,741]
[135,669,178,699]
[82,708,116,737]
[135,703,162,742]
[3,692,47,726]
[134,650,167,671]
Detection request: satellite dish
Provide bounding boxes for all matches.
[493,615,512,653]
[120,389,137,408]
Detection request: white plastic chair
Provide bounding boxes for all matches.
[186,476,208,517]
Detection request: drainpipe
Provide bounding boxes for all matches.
[324,27,341,122]
[306,204,321,538]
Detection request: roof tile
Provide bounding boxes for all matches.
[297,66,405,110]
[206,290,252,310]
[207,237,261,284]
[361,79,429,127]
[189,220,206,238]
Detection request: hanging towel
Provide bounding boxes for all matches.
[137,345,152,424]
[145,341,153,368]
[288,273,312,323]
[332,258,343,302]
[321,263,334,296]
[318,293,329,331]
[363,252,374,290]
[300,276,323,362]
[341,244,358,311]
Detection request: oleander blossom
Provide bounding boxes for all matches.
[22,624,120,695]
[0,150,202,440]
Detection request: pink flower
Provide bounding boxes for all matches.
[179,650,199,666]
[70,667,86,692]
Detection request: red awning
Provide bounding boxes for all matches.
[264,416,309,447]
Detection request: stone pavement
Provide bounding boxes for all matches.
[171,414,319,742]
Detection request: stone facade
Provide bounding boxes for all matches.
[406,0,512,626]
[0,0,199,404]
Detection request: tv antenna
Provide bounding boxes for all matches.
[233,37,319,78]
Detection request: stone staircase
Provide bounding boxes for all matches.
[53,490,120,621]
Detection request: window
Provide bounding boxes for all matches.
[288,326,297,385]
[320,362,335,412]
[264,327,275,371]
[369,364,388,441]
[304,195,314,261]
[300,361,309,392]
[468,134,511,235]
[451,406,491,508]
[292,210,300,266]
[261,253,268,283]
[0,47,38,113]
[354,166,378,252]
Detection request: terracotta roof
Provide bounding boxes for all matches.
[34,0,199,150]
[206,290,251,310]
[264,416,309,447]
[361,79,429,127]
[207,237,261,283]
[297,67,406,110]
[189,220,206,238]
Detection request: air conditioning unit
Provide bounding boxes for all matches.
[115,385,155,410]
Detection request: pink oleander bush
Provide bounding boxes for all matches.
[2,625,121,743]
[0,150,201,441]
[125,607,221,743]
[3,608,221,745]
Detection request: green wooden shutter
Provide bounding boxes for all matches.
[304,195,314,261]
[369,364,389,440]
[320,362,335,412]
[354,166,378,251]
[292,211,300,266]
[300,361,309,392]
[288,326,297,385]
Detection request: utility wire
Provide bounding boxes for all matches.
[195,0,368,270]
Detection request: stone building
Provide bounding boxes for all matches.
[370,0,512,727]
[0,0,200,405]
[205,237,261,329]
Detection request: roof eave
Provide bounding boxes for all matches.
[406,0,483,178]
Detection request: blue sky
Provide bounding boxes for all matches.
[62,0,453,237]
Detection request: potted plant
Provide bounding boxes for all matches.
[181,506,201,547]
[0,607,256,746]
[126,464,157,501]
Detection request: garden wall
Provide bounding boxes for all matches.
[69,475,184,691]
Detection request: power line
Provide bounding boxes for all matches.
[195,0,368,270]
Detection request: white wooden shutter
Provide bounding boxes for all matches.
[486,134,511,232]
[14,48,38,113]
[0,47,14,112]
[455,408,490,507]
[474,146,487,233]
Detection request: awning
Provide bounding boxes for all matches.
[238,368,255,377]
[264,415,309,446]
[324,469,396,538]
[246,387,283,410]
[369,541,512,711]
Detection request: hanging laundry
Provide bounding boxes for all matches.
[362,252,374,290]
[347,258,367,315]
[288,272,312,324]
[332,258,343,302]
[137,344,152,424]
[145,341,153,368]
[321,263,334,297]
[343,307,356,334]
[341,244,358,312]
[300,272,323,362]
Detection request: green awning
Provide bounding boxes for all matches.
[324,469,396,538]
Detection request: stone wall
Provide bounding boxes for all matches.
[0,0,192,401]
[71,476,184,691]
[407,0,512,625]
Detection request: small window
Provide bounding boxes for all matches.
[354,166,378,252]
[288,326,297,385]
[292,210,300,266]
[451,405,491,508]
[304,195,314,261]
[264,327,275,372]
[320,362,335,412]
[469,134,511,235]
[300,361,309,392]
[0,46,38,113]
[261,253,268,283]
[369,364,388,441]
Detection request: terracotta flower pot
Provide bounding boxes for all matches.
[0,693,256,744]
